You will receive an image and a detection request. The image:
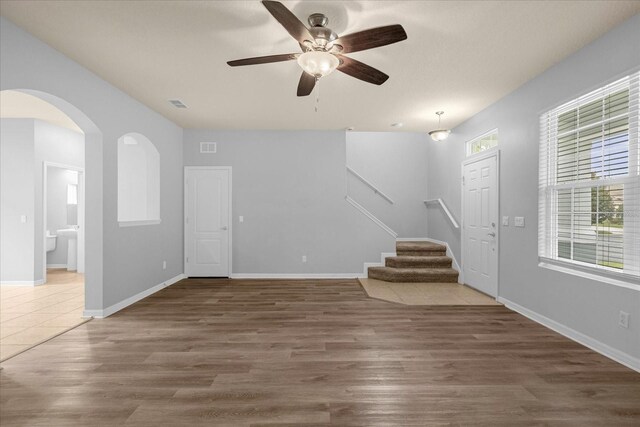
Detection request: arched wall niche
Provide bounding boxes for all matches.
[117,132,161,226]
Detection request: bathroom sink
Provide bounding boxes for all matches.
[56,228,78,271]
[56,228,78,238]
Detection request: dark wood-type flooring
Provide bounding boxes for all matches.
[1,279,639,426]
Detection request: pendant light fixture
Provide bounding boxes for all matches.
[428,111,451,141]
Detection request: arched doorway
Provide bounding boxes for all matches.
[0,89,103,360]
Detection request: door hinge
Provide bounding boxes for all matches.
[186,257,189,263]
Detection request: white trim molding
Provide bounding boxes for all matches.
[361,252,396,278]
[46,264,67,269]
[1,279,46,286]
[118,219,161,228]
[230,273,360,279]
[83,273,186,318]
[539,259,640,292]
[498,296,640,373]
[345,195,398,238]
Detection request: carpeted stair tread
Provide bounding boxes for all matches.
[396,249,446,256]
[386,256,452,268]
[396,241,446,252]
[368,266,459,283]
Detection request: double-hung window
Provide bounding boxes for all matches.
[538,72,640,286]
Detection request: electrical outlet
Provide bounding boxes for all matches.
[619,311,630,329]
[514,216,525,227]
[162,260,167,270]
[239,216,244,223]
[502,216,509,226]
[302,255,307,263]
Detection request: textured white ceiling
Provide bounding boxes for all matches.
[1,1,638,132]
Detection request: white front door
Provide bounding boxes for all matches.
[184,167,231,277]
[462,153,498,297]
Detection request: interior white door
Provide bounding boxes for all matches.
[462,154,498,296]
[185,168,230,277]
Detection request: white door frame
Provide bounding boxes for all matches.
[184,166,233,277]
[461,148,500,298]
[43,161,85,284]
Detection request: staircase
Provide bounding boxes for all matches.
[368,241,459,283]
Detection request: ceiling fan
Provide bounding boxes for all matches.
[227,1,407,96]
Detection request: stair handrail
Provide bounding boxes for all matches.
[345,196,398,238]
[346,166,394,204]
[424,198,459,229]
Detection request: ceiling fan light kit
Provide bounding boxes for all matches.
[227,1,407,97]
[297,51,340,78]
[429,111,451,141]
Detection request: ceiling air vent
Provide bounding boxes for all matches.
[168,99,187,108]
[200,142,217,154]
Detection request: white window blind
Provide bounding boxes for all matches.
[539,72,640,283]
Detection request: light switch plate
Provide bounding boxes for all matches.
[20,215,27,223]
[502,216,509,226]
[239,216,244,223]
[515,216,525,227]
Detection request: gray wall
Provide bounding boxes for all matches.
[1,17,184,309]
[0,119,35,282]
[184,130,394,274]
[346,132,428,237]
[427,15,640,360]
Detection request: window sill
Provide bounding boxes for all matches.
[118,219,161,228]
[538,257,639,291]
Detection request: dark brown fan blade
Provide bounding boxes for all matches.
[297,71,316,96]
[262,1,314,46]
[227,53,297,67]
[336,55,389,85]
[333,24,407,54]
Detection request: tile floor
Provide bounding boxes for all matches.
[0,269,87,361]
[359,278,500,305]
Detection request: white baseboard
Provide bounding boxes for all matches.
[229,273,360,279]
[1,279,45,286]
[361,252,396,278]
[46,264,67,269]
[421,237,463,284]
[498,296,640,373]
[83,273,186,319]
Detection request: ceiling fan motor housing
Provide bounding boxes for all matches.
[308,13,337,48]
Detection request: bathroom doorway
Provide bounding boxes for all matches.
[43,163,85,284]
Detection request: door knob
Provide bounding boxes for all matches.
[487,232,496,237]
[220,226,228,230]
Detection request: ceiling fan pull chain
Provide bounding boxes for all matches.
[315,77,320,113]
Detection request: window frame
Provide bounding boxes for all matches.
[538,72,640,289]
[466,128,499,157]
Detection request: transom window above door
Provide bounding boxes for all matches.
[466,129,498,156]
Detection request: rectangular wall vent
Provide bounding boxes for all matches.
[200,142,217,154]
[169,99,187,108]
